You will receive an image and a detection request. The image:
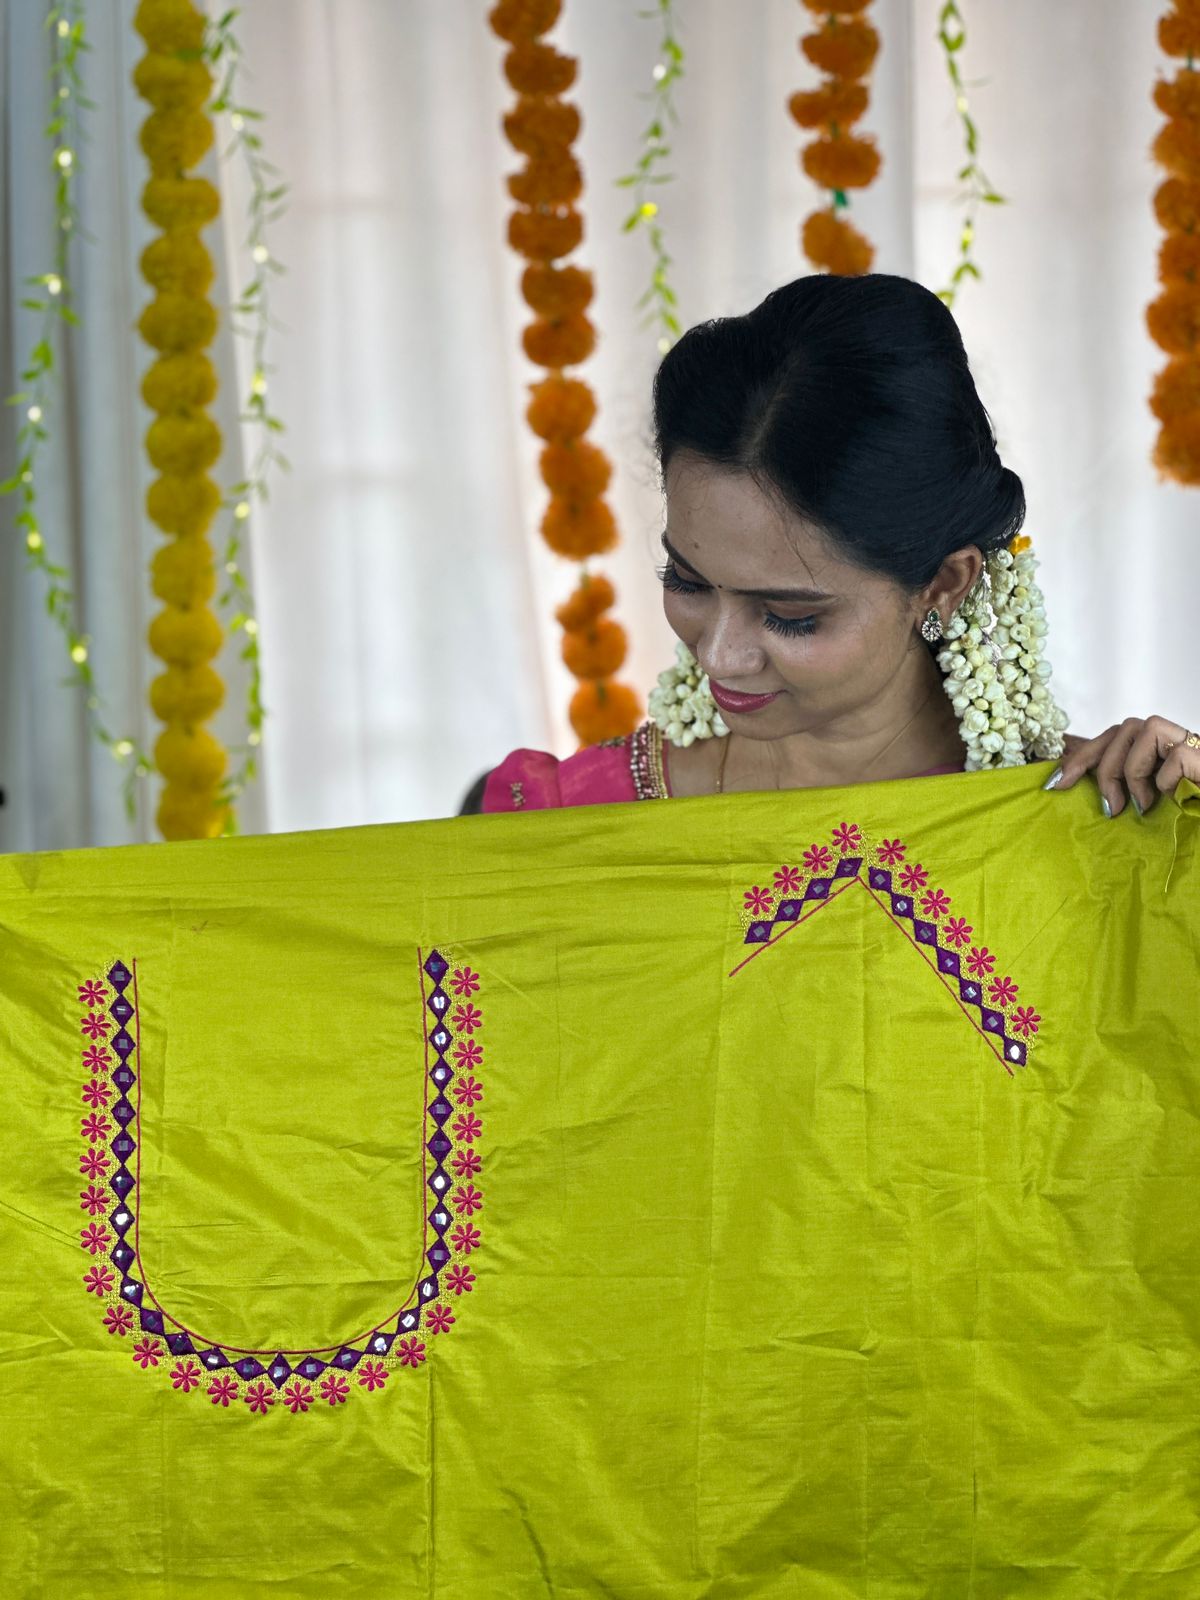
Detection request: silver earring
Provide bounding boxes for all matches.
[919,607,943,643]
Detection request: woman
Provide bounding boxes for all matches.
[481,274,1198,813]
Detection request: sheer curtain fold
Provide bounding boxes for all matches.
[2,1,1194,848]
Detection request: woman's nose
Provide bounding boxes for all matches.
[697,608,766,684]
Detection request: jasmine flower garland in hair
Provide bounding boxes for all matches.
[648,641,729,746]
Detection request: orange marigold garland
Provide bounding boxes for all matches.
[791,1,882,276]
[1150,5,1200,483]
[134,0,229,838]
[490,0,641,746]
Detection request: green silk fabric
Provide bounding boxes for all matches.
[2,765,1198,1597]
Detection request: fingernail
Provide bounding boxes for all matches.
[1042,767,1062,790]
[1101,795,1112,819]
[1131,795,1144,817]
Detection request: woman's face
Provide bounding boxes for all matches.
[659,452,947,739]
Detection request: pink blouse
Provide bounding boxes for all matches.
[482,721,964,813]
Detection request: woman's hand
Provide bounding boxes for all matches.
[1042,716,1200,816]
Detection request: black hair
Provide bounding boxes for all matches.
[652,273,1024,597]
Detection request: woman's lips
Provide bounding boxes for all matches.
[708,680,781,714]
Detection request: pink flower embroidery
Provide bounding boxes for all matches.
[77,980,108,1007]
[81,1044,112,1072]
[80,1222,111,1255]
[244,1381,275,1415]
[358,1359,388,1391]
[81,1077,113,1109]
[1010,1006,1041,1039]
[452,1112,482,1143]
[396,1338,426,1369]
[80,1011,112,1041]
[103,1304,134,1337]
[452,1075,483,1107]
[445,1264,476,1297]
[452,1183,483,1216]
[802,844,834,874]
[170,1361,200,1393]
[319,1373,350,1406]
[79,1149,111,1179]
[898,862,929,892]
[427,1303,455,1335]
[283,1382,313,1414]
[83,1264,115,1297]
[943,916,973,949]
[452,1039,483,1070]
[449,966,480,997]
[79,1183,109,1217]
[207,1375,239,1407]
[132,1337,162,1369]
[451,1002,483,1035]
[877,838,907,866]
[80,1113,111,1145]
[920,888,952,920]
[743,886,773,916]
[772,866,802,895]
[965,946,996,979]
[988,975,1019,1007]
[832,822,863,853]
[451,1222,482,1254]
[450,1147,482,1179]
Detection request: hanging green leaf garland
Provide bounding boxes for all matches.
[934,2,1008,308]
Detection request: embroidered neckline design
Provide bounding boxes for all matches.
[74,948,485,1415]
[730,820,1040,1076]
[629,721,669,801]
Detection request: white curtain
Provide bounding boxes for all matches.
[2,1,1196,850]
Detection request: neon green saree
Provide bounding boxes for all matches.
[1,765,1197,1596]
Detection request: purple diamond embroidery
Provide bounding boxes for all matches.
[166,1332,195,1356]
[111,1030,135,1059]
[429,1206,450,1232]
[235,1358,265,1380]
[981,1009,1004,1033]
[399,1309,420,1333]
[368,1332,394,1357]
[428,1242,450,1268]
[267,1356,293,1389]
[429,1097,452,1124]
[335,1347,363,1370]
[804,879,830,900]
[112,1064,135,1091]
[112,1133,135,1161]
[745,923,771,944]
[110,996,134,1026]
[938,950,961,976]
[959,979,980,1002]
[914,920,936,944]
[120,1277,143,1305]
[870,869,892,891]
[774,900,802,921]
[107,962,132,991]
[110,1168,134,1197]
[112,1241,136,1272]
[112,1099,135,1126]
[427,1167,450,1195]
[295,1357,325,1379]
[424,951,448,981]
[428,1131,452,1159]
[200,1349,229,1369]
[139,1308,164,1335]
[891,895,911,917]
[835,857,861,878]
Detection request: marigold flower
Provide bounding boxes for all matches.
[555,572,616,630]
[527,374,596,441]
[140,232,214,296]
[1154,175,1200,233]
[141,352,218,414]
[1147,281,1200,355]
[1153,413,1200,482]
[1159,231,1200,281]
[1159,7,1200,59]
[801,134,882,190]
[788,80,870,130]
[157,785,227,842]
[541,497,618,559]
[1154,117,1200,183]
[522,265,584,312]
[504,97,581,159]
[508,207,584,262]
[146,473,220,537]
[138,292,217,354]
[488,0,561,43]
[540,440,611,500]
[562,618,628,680]
[1154,69,1200,123]
[148,603,223,668]
[132,53,212,113]
[800,19,880,81]
[1150,355,1200,422]
[145,413,222,476]
[155,725,227,789]
[134,0,207,54]
[569,680,642,745]
[149,535,216,607]
[523,312,595,368]
[802,209,874,275]
[503,41,577,96]
[150,663,225,724]
[142,176,219,231]
[139,108,213,175]
[509,153,583,207]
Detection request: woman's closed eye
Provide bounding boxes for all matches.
[656,560,819,638]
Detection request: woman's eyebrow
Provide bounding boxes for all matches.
[660,533,835,603]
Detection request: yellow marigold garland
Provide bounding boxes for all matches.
[791,1,883,276]
[1149,4,1200,484]
[134,0,229,838]
[490,0,641,746]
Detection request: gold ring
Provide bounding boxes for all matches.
[1165,731,1200,754]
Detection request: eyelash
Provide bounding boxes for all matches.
[655,561,819,638]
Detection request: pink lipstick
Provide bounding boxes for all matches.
[708,680,781,715]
